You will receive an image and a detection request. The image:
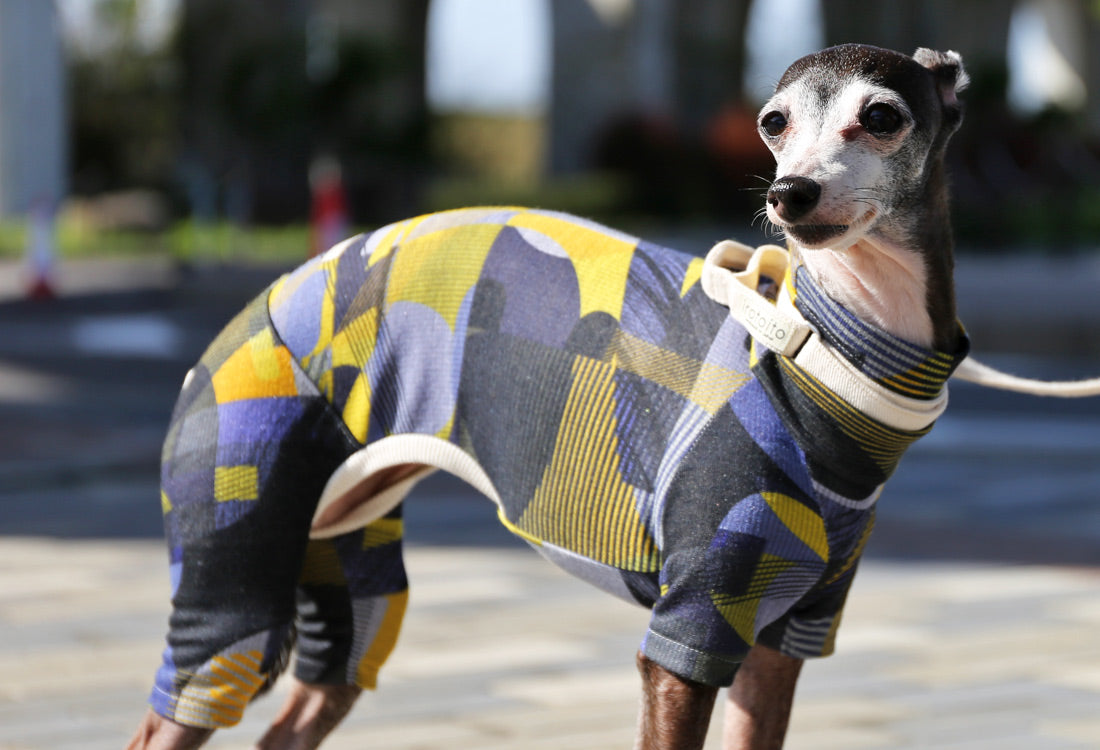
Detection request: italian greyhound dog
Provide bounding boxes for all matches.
[129,45,969,749]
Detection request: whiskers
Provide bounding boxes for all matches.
[744,175,785,239]
[851,187,887,216]
[752,205,784,239]
[739,177,884,240]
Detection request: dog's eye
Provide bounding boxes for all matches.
[861,103,904,135]
[760,111,788,137]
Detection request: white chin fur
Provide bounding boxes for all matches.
[780,209,878,251]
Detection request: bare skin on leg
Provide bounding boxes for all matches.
[635,651,718,750]
[125,681,360,750]
[253,680,362,750]
[125,712,211,750]
[634,644,802,750]
[723,645,803,750]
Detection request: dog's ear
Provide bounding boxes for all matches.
[913,48,969,108]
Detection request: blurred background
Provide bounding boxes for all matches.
[2,2,1100,748]
[1,0,1100,258]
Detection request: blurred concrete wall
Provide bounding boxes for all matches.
[546,0,1100,176]
[0,0,66,217]
[547,0,664,174]
[547,0,751,174]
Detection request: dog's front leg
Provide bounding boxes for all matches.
[635,651,719,750]
[722,644,803,750]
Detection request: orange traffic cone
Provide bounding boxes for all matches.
[26,200,56,300]
[309,157,350,258]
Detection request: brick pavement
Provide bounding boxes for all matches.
[2,534,1100,749]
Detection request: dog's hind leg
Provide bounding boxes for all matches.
[138,293,367,743]
[126,710,212,750]
[126,679,359,750]
[253,680,362,750]
[292,506,410,691]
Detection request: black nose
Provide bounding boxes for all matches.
[767,176,821,221]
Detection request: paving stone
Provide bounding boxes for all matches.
[1042,717,1100,746]
[3,540,1100,748]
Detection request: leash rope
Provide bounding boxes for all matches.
[950,357,1100,397]
[702,240,1100,399]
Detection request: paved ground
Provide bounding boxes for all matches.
[1,244,1099,749]
[5,537,1100,750]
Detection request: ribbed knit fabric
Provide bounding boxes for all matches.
[791,265,965,399]
[150,208,967,726]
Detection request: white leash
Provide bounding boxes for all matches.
[951,357,1100,397]
[702,240,1100,399]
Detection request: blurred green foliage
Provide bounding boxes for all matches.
[0,218,309,264]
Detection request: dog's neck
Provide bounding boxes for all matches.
[793,236,932,346]
[791,169,959,353]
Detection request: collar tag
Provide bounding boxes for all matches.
[731,287,810,357]
[702,240,812,357]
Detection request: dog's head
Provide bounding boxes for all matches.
[758,44,968,250]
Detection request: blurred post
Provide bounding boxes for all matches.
[25,199,57,300]
[0,0,67,217]
[309,156,349,257]
[0,0,65,299]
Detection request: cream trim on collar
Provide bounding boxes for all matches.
[701,240,949,433]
